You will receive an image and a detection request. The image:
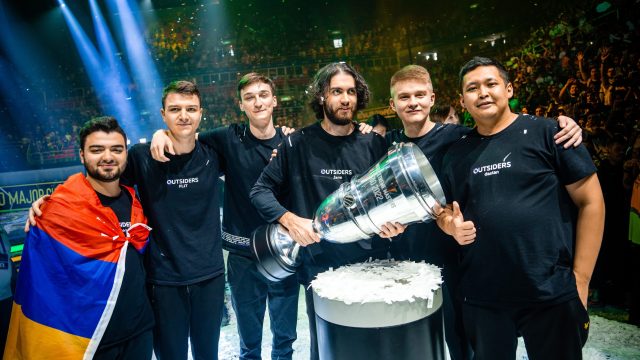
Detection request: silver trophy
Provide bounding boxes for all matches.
[251,142,446,281]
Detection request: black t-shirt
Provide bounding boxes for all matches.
[123,142,223,285]
[386,123,472,266]
[441,114,597,306]
[251,122,389,284]
[199,124,284,256]
[96,189,153,347]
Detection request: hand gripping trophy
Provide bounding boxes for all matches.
[251,142,446,281]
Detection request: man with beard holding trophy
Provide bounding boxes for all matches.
[250,62,405,360]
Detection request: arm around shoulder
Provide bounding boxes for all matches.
[250,149,289,224]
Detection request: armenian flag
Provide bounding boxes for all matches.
[3,174,150,359]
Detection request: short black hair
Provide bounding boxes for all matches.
[162,80,201,109]
[459,56,510,90]
[78,116,127,150]
[430,105,452,123]
[307,62,370,120]
[369,114,389,130]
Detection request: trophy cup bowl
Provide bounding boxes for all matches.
[251,142,446,281]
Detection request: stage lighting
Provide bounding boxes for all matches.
[423,52,438,61]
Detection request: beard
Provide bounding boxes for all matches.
[324,102,356,126]
[84,162,123,183]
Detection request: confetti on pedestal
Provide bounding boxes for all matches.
[311,260,443,305]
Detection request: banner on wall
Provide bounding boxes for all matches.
[356,106,396,121]
[1,166,83,254]
[0,165,83,213]
[0,182,62,213]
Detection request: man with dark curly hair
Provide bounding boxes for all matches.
[251,62,405,360]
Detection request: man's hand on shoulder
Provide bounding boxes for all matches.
[555,115,583,148]
[279,126,296,136]
[358,122,373,134]
[150,129,175,162]
[24,195,50,232]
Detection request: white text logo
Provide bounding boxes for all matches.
[167,177,199,189]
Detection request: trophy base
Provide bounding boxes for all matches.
[251,224,298,282]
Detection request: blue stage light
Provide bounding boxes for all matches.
[105,0,163,134]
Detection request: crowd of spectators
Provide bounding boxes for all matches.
[4,2,639,175]
[491,6,639,318]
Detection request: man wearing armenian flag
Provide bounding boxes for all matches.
[4,117,153,359]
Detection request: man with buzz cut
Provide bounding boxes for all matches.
[385,64,583,360]
[149,73,299,360]
[437,57,604,359]
[250,62,406,360]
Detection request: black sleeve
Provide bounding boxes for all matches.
[538,118,596,185]
[454,124,474,138]
[554,139,597,185]
[374,132,389,158]
[250,137,291,223]
[197,127,227,172]
[384,129,401,145]
[121,146,140,187]
[441,158,454,204]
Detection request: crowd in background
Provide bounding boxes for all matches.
[499,8,639,316]
[1,2,638,181]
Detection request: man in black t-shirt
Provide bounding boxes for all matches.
[124,81,225,360]
[386,65,475,360]
[25,86,224,360]
[250,62,405,360]
[437,57,604,360]
[386,65,583,360]
[149,73,299,360]
[14,117,153,359]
